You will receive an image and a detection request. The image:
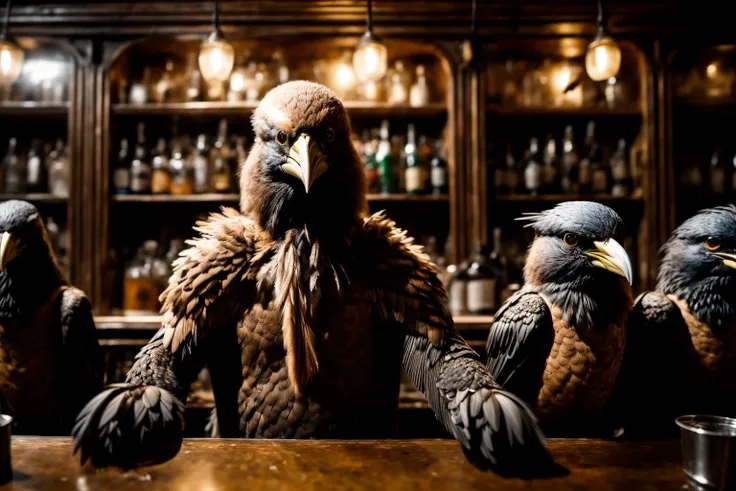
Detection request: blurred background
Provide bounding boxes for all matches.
[0,0,730,435]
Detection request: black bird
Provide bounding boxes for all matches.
[616,205,736,437]
[0,200,103,434]
[486,201,634,435]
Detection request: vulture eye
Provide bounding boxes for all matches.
[276,131,288,145]
[705,237,722,251]
[563,233,579,247]
[324,128,335,143]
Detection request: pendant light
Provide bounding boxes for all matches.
[198,0,234,83]
[585,0,621,82]
[353,0,387,82]
[460,0,478,67]
[0,0,23,86]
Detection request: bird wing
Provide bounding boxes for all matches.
[358,212,549,475]
[158,207,275,354]
[485,290,554,402]
[608,290,696,437]
[58,286,104,430]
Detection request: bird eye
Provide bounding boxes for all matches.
[705,237,722,251]
[276,131,288,145]
[325,128,335,143]
[563,233,579,247]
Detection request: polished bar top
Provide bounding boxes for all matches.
[3,437,685,490]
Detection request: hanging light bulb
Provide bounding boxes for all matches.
[0,0,23,86]
[353,0,387,82]
[198,0,234,83]
[585,0,621,82]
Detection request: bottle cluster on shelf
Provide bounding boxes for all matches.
[492,121,641,198]
[488,59,631,109]
[354,120,448,196]
[0,138,70,196]
[676,60,736,99]
[681,145,736,196]
[118,50,436,106]
[113,120,245,196]
[0,54,71,104]
[122,238,184,315]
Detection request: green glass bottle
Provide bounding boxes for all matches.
[376,119,395,194]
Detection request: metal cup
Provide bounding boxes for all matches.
[0,414,11,484]
[676,415,736,490]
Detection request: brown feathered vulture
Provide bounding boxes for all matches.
[73,81,549,472]
[486,202,634,436]
[0,200,103,435]
[613,205,736,438]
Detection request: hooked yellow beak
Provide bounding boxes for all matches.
[583,238,633,285]
[714,252,736,270]
[282,134,328,193]
[0,232,19,272]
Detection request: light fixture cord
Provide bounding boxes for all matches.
[213,0,220,31]
[1,0,12,41]
[367,0,373,33]
[470,0,476,35]
[597,0,606,29]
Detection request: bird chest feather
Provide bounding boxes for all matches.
[537,303,625,419]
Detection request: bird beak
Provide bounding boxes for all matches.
[282,134,328,193]
[0,232,19,272]
[714,252,736,270]
[584,238,633,285]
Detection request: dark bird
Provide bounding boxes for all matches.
[486,201,634,436]
[0,200,103,435]
[73,81,548,472]
[615,205,736,438]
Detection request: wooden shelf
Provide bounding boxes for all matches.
[487,104,642,117]
[494,193,644,203]
[675,97,736,111]
[0,101,69,116]
[111,101,447,118]
[111,193,448,203]
[0,193,68,203]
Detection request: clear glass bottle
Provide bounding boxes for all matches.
[610,139,630,197]
[591,142,611,194]
[505,144,520,194]
[150,138,171,195]
[376,120,395,194]
[430,139,448,195]
[710,146,727,195]
[26,140,46,193]
[388,61,409,105]
[130,123,151,194]
[244,61,259,102]
[113,138,131,195]
[271,50,290,86]
[363,130,380,194]
[561,125,580,194]
[186,52,202,102]
[3,138,26,194]
[466,242,497,315]
[579,121,597,194]
[48,141,70,198]
[404,124,424,195]
[409,64,430,107]
[542,135,560,193]
[523,138,542,196]
[211,119,233,193]
[169,141,193,195]
[228,53,248,102]
[154,59,175,103]
[448,260,469,317]
[489,227,509,308]
[192,134,210,194]
[124,240,162,314]
[129,67,151,105]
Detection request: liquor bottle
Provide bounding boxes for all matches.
[447,261,469,316]
[505,144,520,194]
[466,242,497,315]
[186,52,202,102]
[489,227,509,308]
[363,130,380,194]
[192,134,210,193]
[130,123,151,194]
[610,139,631,197]
[579,121,599,194]
[48,141,70,198]
[388,61,409,105]
[113,138,131,195]
[542,135,560,193]
[491,143,507,194]
[409,64,430,107]
[3,138,26,194]
[211,120,233,193]
[681,156,704,190]
[710,146,727,195]
[26,140,46,193]
[590,146,610,194]
[129,67,151,105]
[272,50,290,85]
[430,140,449,195]
[169,141,194,195]
[376,120,395,194]
[151,138,171,195]
[154,59,175,103]
[404,124,424,195]
[392,134,406,192]
[561,125,579,194]
[523,138,542,196]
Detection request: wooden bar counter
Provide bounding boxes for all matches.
[3,437,686,490]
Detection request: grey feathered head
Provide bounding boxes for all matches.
[658,204,736,329]
[518,201,622,240]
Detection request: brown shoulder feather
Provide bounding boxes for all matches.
[357,212,448,345]
[159,207,275,353]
